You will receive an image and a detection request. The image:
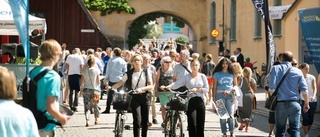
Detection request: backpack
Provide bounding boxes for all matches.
[22,67,62,129]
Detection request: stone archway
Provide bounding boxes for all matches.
[90,0,210,54]
[125,11,198,51]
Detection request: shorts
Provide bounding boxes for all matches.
[268,111,275,124]
[207,77,213,85]
[159,93,173,106]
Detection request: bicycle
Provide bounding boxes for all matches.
[112,89,134,137]
[162,88,190,137]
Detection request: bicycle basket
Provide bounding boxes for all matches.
[170,96,187,111]
[113,92,131,110]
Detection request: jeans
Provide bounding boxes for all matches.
[301,100,317,126]
[215,92,235,133]
[275,101,301,137]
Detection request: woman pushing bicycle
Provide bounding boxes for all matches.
[109,54,153,137]
[161,59,209,137]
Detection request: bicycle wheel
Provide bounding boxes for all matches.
[163,111,171,137]
[260,73,266,88]
[114,112,122,137]
[119,113,124,135]
[173,112,184,137]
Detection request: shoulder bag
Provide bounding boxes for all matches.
[265,67,292,111]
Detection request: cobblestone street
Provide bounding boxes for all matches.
[56,88,320,137]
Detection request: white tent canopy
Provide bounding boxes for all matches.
[0,0,46,35]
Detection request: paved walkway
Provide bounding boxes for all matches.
[56,88,320,137]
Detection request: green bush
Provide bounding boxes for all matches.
[175,36,188,45]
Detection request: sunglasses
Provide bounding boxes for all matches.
[164,61,172,63]
[292,63,297,66]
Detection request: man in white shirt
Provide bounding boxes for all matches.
[66,48,84,112]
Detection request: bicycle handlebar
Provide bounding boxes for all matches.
[165,87,191,95]
[113,89,136,94]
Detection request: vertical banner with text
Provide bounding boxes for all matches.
[252,0,276,74]
[8,0,30,76]
[299,7,320,73]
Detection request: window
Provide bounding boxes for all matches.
[210,2,216,43]
[273,0,282,36]
[254,10,262,38]
[230,0,237,40]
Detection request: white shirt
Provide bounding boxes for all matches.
[172,62,191,81]
[121,70,152,89]
[300,74,317,102]
[66,54,84,75]
[81,67,101,90]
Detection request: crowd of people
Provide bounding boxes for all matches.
[0,37,319,137]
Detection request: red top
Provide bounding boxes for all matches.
[244,62,253,70]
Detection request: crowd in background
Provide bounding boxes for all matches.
[0,37,319,137]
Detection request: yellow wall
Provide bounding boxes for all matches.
[89,0,319,71]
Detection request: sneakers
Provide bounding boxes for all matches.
[152,119,158,124]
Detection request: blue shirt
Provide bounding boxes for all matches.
[105,56,127,83]
[269,61,308,101]
[103,55,110,75]
[30,67,61,131]
[0,100,39,137]
[213,72,235,91]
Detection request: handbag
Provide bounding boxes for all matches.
[170,96,188,111]
[265,67,292,111]
[88,69,100,103]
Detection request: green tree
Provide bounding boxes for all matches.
[144,21,163,39]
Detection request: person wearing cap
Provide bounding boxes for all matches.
[244,57,253,70]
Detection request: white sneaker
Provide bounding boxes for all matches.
[305,134,309,137]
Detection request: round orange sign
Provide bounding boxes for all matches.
[211,29,219,38]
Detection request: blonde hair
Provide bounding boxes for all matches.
[243,67,253,79]
[39,39,62,61]
[87,55,96,68]
[232,62,243,77]
[192,53,200,60]
[130,54,143,64]
[0,66,17,99]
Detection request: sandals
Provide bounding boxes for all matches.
[238,122,245,130]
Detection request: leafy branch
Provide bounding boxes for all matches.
[84,0,135,16]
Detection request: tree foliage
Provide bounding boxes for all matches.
[144,22,163,39]
[84,0,135,16]
[175,36,188,45]
[127,13,186,49]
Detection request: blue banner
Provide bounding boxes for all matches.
[299,7,320,73]
[8,0,30,76]
[252,0,276,74]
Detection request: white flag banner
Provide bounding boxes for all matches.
[269,5,291,19]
